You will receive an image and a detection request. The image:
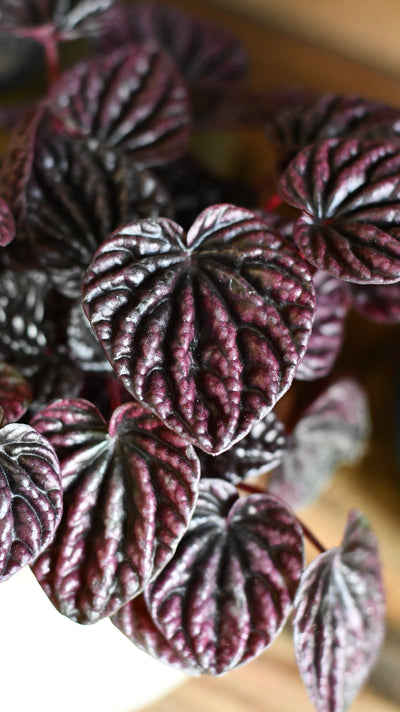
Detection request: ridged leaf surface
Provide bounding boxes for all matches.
[30,398,200,623]
[0,423,62,582]
[279,138,400,283]
[293,510,385,712]
[82,205,316,454]
[0,0,116,39]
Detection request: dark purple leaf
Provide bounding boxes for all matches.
[0,269,54,378]
[269,378,370,509]
[0,422,62,582]
[351,281,400,323]
[0,362,31,422]
[82,205,316,455]
[29,345,84,414]
[103,3,248,84]
[48,44,191,167]
[112,593,200,675]
[30,398,200,623]
[199,411,287,484]
[0,0,117,40]
[295,271,351,381]
[0,196,15,247]
[278,138,400,283]
[132,480,304,675]
[67,300,112,373]
[26,132,171,298]
[293,510,385,712]
[266,94,400,168]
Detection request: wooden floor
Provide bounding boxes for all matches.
[138,1,400,711]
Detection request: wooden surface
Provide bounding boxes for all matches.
[137,2,400,712]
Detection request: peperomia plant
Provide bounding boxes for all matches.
[0,2,396,711]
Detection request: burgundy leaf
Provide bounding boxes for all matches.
[0,269,54,378]
[30,398,200,623]
[48,44,191,167]
[67,300,112,373]
[295,271,351,381]
[0,196,15,247]
[266,93,400,166]
[136,480,304,675]
[278,138,400,283]
[0,422,62,582]
[269,378,370,509]
[26,132,171,298]
[198,411,287,484]
[0,0,116,40]
[351,281,400,323]
[0,362,31,422]
[82,205,316,455]
[293,510,385,712]
[102,3,248,84]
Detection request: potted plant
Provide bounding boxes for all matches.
[0,1,397,711]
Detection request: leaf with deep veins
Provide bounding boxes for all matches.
[48,44,191,167]
[293,510,385,712]
[82,205,316,454]
[113,479,304,675]
[0,423,62,582]
[30,398,200,623]
[278,138,400,283]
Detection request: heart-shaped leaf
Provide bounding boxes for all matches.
[293,510,385,712]
[114,479,304,674]
[30,398,200,623]
[295,271,350,381]
[351,281,400,323]
[26,132,171,298]
[0,196,15,247]
[278,139,400,283]
[198,411,287,484]
[48,44,191,167]
[0,362,31,423]
[82,205,316,455]
[0,422,62,582]
[269,378,370,509]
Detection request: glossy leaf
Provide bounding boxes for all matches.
[104,3,248,84]
[279,138,400,283]
[269,378,370,509]
[293,510,385,712]
[139,480,304,675]
[49,44,191,167]
[30,399,200,623]
[198,411,287,484]
[0,362,31,422]
[351,281,400,323]
[295,271,350,381]
[26,132,171,298]
[0,196,15,247]
[0,0,116,40]
[82,205,316,455]
[0,422,62,582]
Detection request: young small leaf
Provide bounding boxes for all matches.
[269,378,370,509]
[279,139,400,283]
[48,44,191,167]
[293,510,385,712]
[30,399,200,623]
[82,205,316,454]
[0,422,62,582]
[140,480,304,675]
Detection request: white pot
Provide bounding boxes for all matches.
[0,567,187,712]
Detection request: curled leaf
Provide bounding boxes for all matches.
[115,479,304,675]
[0,423,62,582]
[82,205,315,455]
[30,399,200,623]
[293,510,385,712]
[278,138,400,283]
[269,378,370,509]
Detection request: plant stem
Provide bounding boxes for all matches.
[238,481,327,553]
